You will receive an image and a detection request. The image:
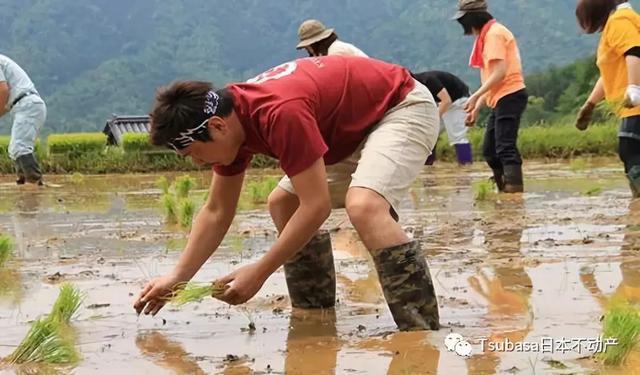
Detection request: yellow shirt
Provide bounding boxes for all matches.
[481,23,526,108]
[597,5,640,118]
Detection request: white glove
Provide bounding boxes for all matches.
[624,84,640,108]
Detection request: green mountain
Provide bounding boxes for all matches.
[0,0,632,133]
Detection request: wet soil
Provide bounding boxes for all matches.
[0,158,639,374]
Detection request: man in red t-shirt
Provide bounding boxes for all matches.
[134,56,441,331]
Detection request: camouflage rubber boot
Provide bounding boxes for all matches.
[16,154,43,185]
[284,231,336,309]
[628,166,640,199]
[371,241,440,331]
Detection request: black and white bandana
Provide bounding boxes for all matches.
[167,90,220,151]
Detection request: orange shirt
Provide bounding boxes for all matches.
[480,23,526,108]
[597,5,640,118]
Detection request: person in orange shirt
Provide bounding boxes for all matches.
[453,0,528,193]
[575,0,640,198]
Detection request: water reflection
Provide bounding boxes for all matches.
[467,199,533,375]
[355,331,440,374]
[136,331,207,375]
[285,308,341,375]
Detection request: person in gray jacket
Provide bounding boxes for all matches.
[0,54,46,185]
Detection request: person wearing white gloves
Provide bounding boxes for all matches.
[575,0,640,197]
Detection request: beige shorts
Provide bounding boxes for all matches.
[278,80,439,218]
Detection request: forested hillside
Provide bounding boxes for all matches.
[0,0,632,132]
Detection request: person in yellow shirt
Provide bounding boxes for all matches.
[453,0,528,193]
[575,0,640,198]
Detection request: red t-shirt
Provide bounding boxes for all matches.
[214,56,415,177]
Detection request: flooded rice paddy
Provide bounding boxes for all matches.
[0,157,639,374]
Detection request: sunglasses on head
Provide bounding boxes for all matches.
[166,117,210,152]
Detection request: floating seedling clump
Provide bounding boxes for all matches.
[598,301,640,366]
[4,283,84,368]
[473,180,496,201]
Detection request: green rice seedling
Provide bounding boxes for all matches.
[584,186,603,196]
[155,176,170,194]
[5,284,83,366]
[162,193,177,224]
[473,180,495,201]
[175,175,195,199]
[0,235,12,268]
[240,308,256,333]
[598,301,640,366]
[6,319,79,365]
[48,284,83,324]
[178,199,195,230]
[168,282,226,307]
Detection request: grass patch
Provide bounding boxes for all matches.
[473,180,496,201]
[4,283,84,366]
[0,235,12,268]
[0,121,620,174]
[167,282,226,307]
[436,122,618,162]
[122,133,155,153]
[598,301,640,366]
[246,176,279,204]
[47,133,106,157]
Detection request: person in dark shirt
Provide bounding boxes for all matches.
[413,71,473,165]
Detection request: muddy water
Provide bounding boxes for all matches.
[0,158,638,374]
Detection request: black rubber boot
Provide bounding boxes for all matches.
[628,166,640,199]
[284,231,336,309]
[503,165,524,193]
[14,161,25,185]
[490,167,505,192]
[371,241,440,331]
[16,154,43,185]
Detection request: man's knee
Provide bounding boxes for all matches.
[346,189,390,228]
[267,187,298,214]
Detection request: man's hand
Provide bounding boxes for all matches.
[216,263,270,305]
[575,101,596,131]
[133,273,186,316]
